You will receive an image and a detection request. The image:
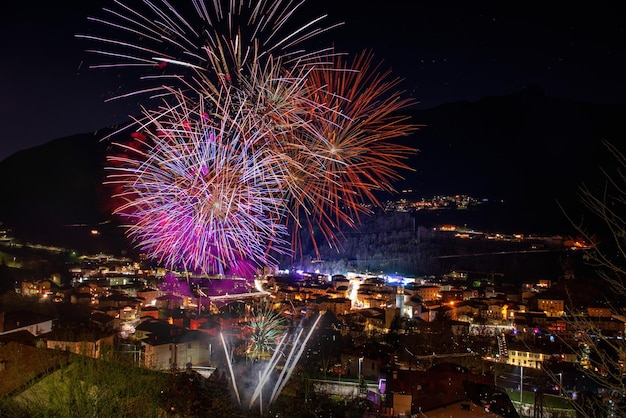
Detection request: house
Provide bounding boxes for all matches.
[504,337,578,369]
[454,301,482,321]
[415,306,439,323]
[332,275,349,291]
[45,327,115,358]
[88,311,116,332]
[440,290,465,304]
[537,297,565,317]
[140,306,160,320]
[402,296,423,319]
[98,293,142,310]
[505,345,576,369]
[0,329,38,347]
[155,294,184,311]
[360,289,396,309]
[20,279,59,298]
[486,301,508,322]
[346,308,398,334]
[386,366,497,415]
[75,282,105,297]
[134,317,182,342]
[317,296,352,316]
[136,287,159,306]
[0,310,55,337]
[339,353,382,379]
[141,329,213,371]
[69,291,94,306]
[588,307,612,317]
[415,285,440,302]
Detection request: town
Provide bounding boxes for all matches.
[0,198,617,417]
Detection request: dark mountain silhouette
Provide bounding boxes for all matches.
[390,85,625,233]
[401,85,624,199]
[0,128,130,254]
[0,86,623,253]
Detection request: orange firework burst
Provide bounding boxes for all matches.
[285,51,420,255]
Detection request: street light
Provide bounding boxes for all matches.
[557,372,563,396]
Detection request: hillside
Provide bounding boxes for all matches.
[399,85,625,206]
[0,87,624,256]
[0,129,128,253]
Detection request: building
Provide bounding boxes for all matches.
[415,285,441,302]
[0,310,55,337]
[504,337,578,369]
[141,330,213,371]
[317,296,352,316]
[46,328,115,358]
[537,297,565,317]
[20,279,59,298]
[588,307,612,317]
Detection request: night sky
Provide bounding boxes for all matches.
[1,0,625,162]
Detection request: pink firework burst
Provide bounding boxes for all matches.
[106,89,290,273]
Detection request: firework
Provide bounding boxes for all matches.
[245,303,285,359]
[77,0,339,106]
[285,51,419,254]
[220,310,322,412]
[84,0,418,274]
[105,89,291,273]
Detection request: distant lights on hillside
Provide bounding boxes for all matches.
[386,194,485,212]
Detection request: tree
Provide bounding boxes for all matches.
[558,140,626,417]
[566,141,626,291]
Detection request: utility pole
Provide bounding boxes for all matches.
[519,365,524,408]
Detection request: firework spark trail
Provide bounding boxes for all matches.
[244,301,317,410]
[264,326,304,407]
[247,331,290,410]
[221,332,241,406]
[247,313,321,410]
[269,312,322,405]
